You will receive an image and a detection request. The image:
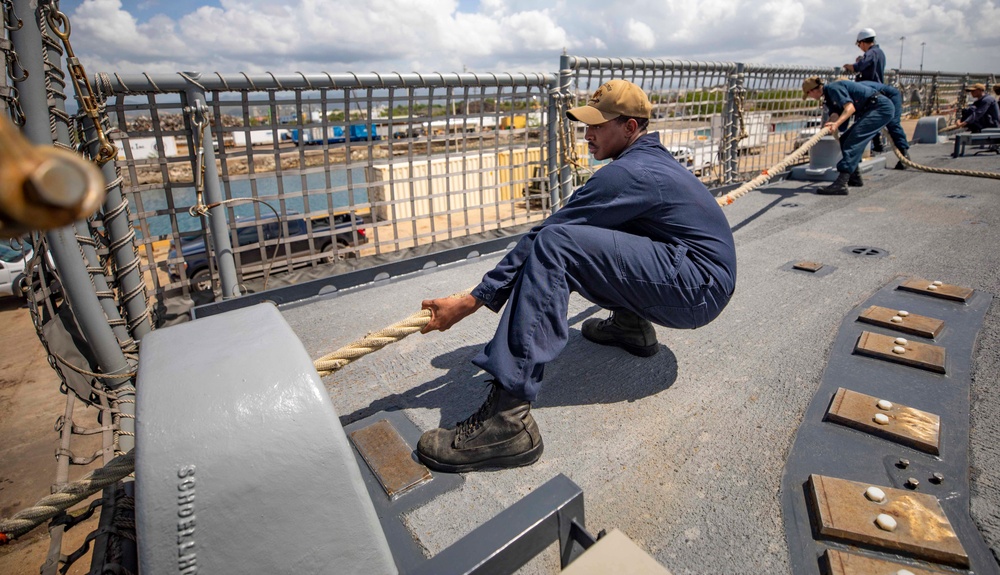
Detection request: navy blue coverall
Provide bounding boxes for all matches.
[859,81,910,153]
[853,45,886,83]
[961,94,1000,132]
[469,132,737,402]
[823,81,895,175]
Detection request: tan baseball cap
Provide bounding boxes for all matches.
[567,79,652,125]
[966,83,986,92]
[802,76,823,99]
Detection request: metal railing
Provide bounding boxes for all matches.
[95,71,558,302]
[88,60,997,312]
[891,69,998,121]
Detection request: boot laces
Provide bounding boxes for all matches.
[456,381,500,439]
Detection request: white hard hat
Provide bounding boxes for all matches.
[856,28,876,42]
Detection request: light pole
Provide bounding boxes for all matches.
[920,42,926,71]
[899,36,906,69]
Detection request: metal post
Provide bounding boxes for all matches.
[9,0,132,371]
[898,36,906,70]
[930,74,939,116]
[31,21,137,351]
[920,42,926,73]
[10,0,136,469]
[183,78,239,299]
[40,394,76,574]
[557,53,574,201]
[546,77,559,208]
[721,64,743,184]
[0,6,9,120]
[81,116,153,339]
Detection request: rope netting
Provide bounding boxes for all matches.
[0,452,134,543]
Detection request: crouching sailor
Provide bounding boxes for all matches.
[415,79,737,472]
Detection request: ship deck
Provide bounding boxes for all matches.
[273,140,1000,574]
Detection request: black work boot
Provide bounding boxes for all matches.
[582,309,658,357]
[417,380,543,473]
[818,171,850,195]
[894,151,911,170]
[871,134,884,153]
[847,168,863,187]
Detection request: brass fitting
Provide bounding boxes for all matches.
[0,114,105,237]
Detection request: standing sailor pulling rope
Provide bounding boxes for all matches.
[415,79,737,473]
[803,76,895,195]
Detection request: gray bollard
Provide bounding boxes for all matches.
[790,136,842,181]
[913,116,948,144]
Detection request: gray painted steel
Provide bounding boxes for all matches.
[913,116,949,144]
[781,278,996,573]
[135,304,396,575]
[9,0,134,385]
[82,115,153,339]
[275,141,999,574]
[343,410,465,573]
[95,71,554,95]
[183,81,240,300]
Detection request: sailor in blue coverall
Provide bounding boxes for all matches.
[845,29,886,83]
[845,28,887,152]
[415,79,737,472]
[803,77,895,195]
[858,81,912,169]
[958,83,1000,133]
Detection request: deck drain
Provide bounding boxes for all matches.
[946,194,969,199]
[843,245,889,257]
[781,202,800,208]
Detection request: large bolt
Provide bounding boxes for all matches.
[905,477,920,489]
[930,472,944,485]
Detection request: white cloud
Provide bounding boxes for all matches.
[626,19,656,51]
[56,0,998,75]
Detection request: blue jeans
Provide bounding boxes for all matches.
[837,95,895,174]
[473,224,733,401]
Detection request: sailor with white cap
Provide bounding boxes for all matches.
[844,28,886,84]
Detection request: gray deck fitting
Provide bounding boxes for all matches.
[780,276,998,574]
[343,410,464,574]
[781,261,837,277]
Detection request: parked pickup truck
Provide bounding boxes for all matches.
[168,212,367,293]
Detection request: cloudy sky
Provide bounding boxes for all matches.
[56,0,997,77]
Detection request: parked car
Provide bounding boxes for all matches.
[0,241,31,299]
[168,212,367,292]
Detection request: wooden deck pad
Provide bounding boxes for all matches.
[857,305,944,339]
[897,279,973,303]
[854,331,946,374]
[808,474,968,568]
[825,388,941,454]
[349,418,431,500]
